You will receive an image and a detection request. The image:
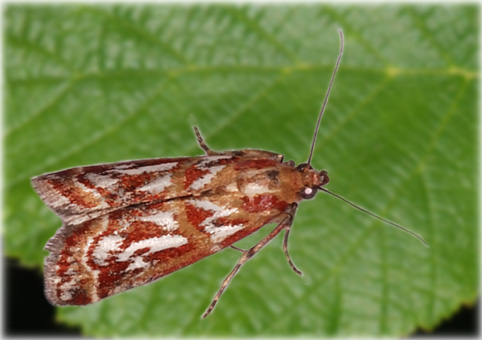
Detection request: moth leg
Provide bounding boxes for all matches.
[283,223,303,276]
[193,126,217,155]
[230,245,245,252]
[202,204,298,318]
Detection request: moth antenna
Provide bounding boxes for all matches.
[307,29,344,165]
[319,188,429,247]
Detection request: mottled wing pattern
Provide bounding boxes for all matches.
[35,149,292,305]
[32,150,282,225]
[45,190,290,305]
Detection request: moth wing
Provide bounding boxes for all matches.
[44,192,290,306]
[32,150,282,225]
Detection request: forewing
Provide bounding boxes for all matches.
[45,191,290,305]
[32,150,282,224]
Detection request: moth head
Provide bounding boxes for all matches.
[296,163,330,200]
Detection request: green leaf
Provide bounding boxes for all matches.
[4,4,478,337]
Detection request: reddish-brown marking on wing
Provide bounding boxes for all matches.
[235,159,279,170]
[77,175,121,209]
[68,289,91,305]
[184,167,210,190]
[215,217,254,248]
[185,201,215,230]
[76,175,96,190]
[62,224,90,249]
[242,194,289,213]
[47,178,98,209]
[49,223,96,304]
[119,172,151,190]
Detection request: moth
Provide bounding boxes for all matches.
[31,30,426,318]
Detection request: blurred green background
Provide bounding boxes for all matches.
[4,4,478,337]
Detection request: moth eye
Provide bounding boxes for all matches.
[301,187,317,199]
